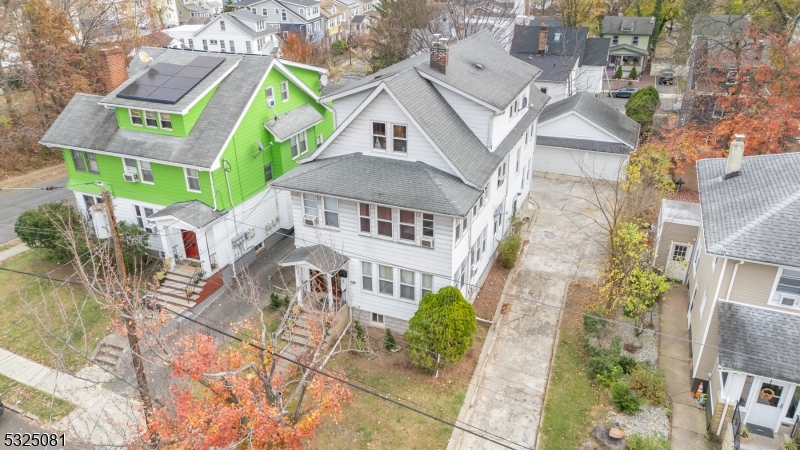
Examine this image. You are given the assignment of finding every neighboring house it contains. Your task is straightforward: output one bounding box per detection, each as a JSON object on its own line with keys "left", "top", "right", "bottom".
{"left": 271, "top": 31, "right": 549, "bottom": 332}
{"left": 334, "top": 0, "right": 362, "bottom": 37}
{"left": 176, "top": 0, "right": 221, "bottom": 24}
{"left": 510, "top": 23, "right": 610, "bottom": 102}
{"left": 655, "top": 139, "right": 800, "bottom": 437}
{"left": 165, "top": 11, "right": 281, "bottom": 54}
{"left": 153, "top": 0, "right": 180, "bottom": 27}
{"left": 320, "top": 1, "right": 344, "bottom": 41}
{"left": 600, "top": 16, "right": 655, "bottom": 76}
{"left": 534, "top": 92, "right": 639, "bottom": 180}
{"left": 40, "top": 48, "right": 334, "bottom": 311}
{"left": 232, "top": 0, "right": 325, "bottom": 42}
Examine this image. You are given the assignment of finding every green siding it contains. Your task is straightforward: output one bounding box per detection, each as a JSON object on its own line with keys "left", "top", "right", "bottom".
{"left": 285, "top": 65, "right": 322, "bottom": 94}
{"left": 63, "top": 149, "right": 214, "bottom": 207}
{"left": 114, "top": 86, "right": 218, "bottom": 137}
{"left": 603, "top": 34, "right": 651, "bottom": 51}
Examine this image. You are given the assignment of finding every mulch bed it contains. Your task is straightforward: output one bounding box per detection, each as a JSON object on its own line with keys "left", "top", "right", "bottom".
{"left": 471, "top": 259, "right": 511, "bottom": 321}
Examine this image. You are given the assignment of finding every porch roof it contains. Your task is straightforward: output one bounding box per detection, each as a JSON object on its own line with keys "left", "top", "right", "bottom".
{"left": 280, "top": 244, "right": 348, "bottom": 273}
{"left": 609, "top": 44, "right": 648, "bottom": 56}
{"left": 148, "top": 200, "right": 226, "bottom": 228}
{"left": 264, "top": 103, "right": 324, "bottom": 142}
{"left": 718, "top": 302, "right": 800, "bottom": 385}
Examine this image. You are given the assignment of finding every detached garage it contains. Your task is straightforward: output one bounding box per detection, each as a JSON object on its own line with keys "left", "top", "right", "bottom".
{"left": 534, "top": 92, "right": 640, "bottom": 180}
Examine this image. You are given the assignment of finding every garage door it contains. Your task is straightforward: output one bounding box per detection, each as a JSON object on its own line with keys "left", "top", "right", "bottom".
{"left": 534, "top": 146, "right": 628, "bottom": 180}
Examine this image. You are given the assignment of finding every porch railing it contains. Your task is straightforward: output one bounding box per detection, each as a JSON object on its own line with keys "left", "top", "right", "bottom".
{"left": 791, "top": 415, "right": 800, "bottom": 442}
{"left": 731, "top": 400, "right": 742, "bottom": 450}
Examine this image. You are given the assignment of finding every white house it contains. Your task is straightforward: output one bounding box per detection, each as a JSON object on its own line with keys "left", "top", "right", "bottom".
{"left": 232, "top": 0, "right": 325, "bottom": 41}
{"left": 166, "top": 11, "right": 281, "bottom": 54}
{"left": 534, "top": 92, "right": 640, "bottom": 180}
{"left": 272, "top": 31, "right": 550, "bottom": 331}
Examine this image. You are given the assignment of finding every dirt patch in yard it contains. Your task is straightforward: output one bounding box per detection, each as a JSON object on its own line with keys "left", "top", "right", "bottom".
{"left": 471, "top": 259, "right": 510, "bottom": 321}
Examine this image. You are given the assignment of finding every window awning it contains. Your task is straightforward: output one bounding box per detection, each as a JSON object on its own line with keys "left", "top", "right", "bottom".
{"left": 264, "top": 104, "right": 324, "bottom": 142}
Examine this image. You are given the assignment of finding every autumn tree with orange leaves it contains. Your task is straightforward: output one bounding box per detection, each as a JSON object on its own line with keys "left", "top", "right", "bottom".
{"left": 661, "top": 32, "right": 800, "bottom": 168}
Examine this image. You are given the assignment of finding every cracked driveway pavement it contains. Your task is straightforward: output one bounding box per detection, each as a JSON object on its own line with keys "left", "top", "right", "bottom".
{"left": 449, "top": 175, "right": 605, "bottom": 449}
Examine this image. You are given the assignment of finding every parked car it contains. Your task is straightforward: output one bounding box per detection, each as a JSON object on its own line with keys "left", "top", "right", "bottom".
{"left": 610, "top": 86, "right": 638, "bottom": 98}
{"left": 659, "top": 71, "right": 675, "bottom": 85}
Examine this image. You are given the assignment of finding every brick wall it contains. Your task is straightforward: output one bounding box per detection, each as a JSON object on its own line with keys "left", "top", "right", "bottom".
{"left": 99, "top": 48, "right": 129, "bottom": 94}
{"left": 709, "top": 400, "right": 736, "bottom": 437}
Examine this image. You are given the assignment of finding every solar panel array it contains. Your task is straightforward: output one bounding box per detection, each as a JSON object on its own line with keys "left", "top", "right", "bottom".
{"left": 116, "top": 56, "right": 225, "bottom": 104}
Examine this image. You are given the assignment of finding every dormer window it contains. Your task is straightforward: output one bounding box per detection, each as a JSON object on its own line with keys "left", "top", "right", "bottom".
{"left": 257, "top": 20, "right": 266, "bottom": 30}
{"left": 130, "top": 109, "right": 143, "bottom": 126}
{"left": 312, "top": 5, "right": 319, "bottom": 14}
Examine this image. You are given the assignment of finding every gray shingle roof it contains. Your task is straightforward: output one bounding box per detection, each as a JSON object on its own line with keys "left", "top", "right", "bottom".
{"left": 280, "top": 244, "right": 349, "bottom": 272}
{"left": 148, "top": 200, "right": 226, "bottom": 227}
{"left": 539, "top": 92, "right": 640, "bottom": 149}
{"left": 232, "top": 0, "right": 264, "bottom": 6}
{"left": 100, "top": 51, "right": 242, "bottom": 113}
{"left": 601, "top": 16, "right": 655, "bottom": 36}
{"left": 697, "top": 153, "right": 800, "bottom": 267}
{"left": 609, "top": 43, "right": 648, "bottom": 56}
{"left": 511, "top": 27, "right": 607, "bottom": 78}
{"left": 272, "top": 153, "right": 483, "bottom": 216}
{"left": 718, "top": 301, "right": 800, "bottom": 384}
{"left": 510, "top": 25, "right": 589, "bottom": 57}
{"left": 582, "top": 38, "right": 611, "bottom": 65}
{"left": 40, "top": 51, "right": 274, "bottom": 169}
{"left": 228, "top": 8, "right": 261, "bottom": 21}
{"left": 264, "top": 103, "right": 324, "bottom": 142}
{"left": 691, "top": 14, "right": 749, "bottom": 38}
{"left": 128, "top": 48, "right": 168, "bottom": 77}
{"left": 535, "top": 136, "right": 632, "bottom": 154}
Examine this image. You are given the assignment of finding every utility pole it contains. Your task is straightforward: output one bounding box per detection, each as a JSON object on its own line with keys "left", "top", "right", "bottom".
{"left": 102, "top": 190, "right": 156, "bottom": 444}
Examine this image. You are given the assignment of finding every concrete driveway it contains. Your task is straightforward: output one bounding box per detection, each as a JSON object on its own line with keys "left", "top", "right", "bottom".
{"left": 449, "top": 175, "right": 605, "bottom": 449}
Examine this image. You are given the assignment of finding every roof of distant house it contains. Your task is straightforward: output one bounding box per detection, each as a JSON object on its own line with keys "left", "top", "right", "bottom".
{"left": 601, "top": 16, "right": 655, "bottom": 36}
{"left": 691, "top": 14, "right": 749, "bottom": 38}
{"left": 538, "top": 92, "right": 640, "bottom": 149}
{"left": 510, "top": 25, "right": 609, "bottom": 81}
{"left": 697, "top": 152, "right": 800, "bottom": 267}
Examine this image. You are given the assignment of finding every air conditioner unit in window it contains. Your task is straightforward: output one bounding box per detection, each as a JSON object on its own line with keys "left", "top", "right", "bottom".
{"left": 421, "top": 237, "right": 434, "bottom": 248}
{"left": 123, "top": 171, "right": 139, "bottom": 182}
{"left": 304, "top": 215, "right": 318, "bottom": 227}
{"left": 144, "top": 225, "right": 157, "bottom": 234}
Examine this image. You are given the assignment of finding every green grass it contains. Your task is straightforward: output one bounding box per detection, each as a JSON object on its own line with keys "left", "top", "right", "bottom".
{"left": 0, "top": 373, "right": 76, "bottom": 421}
{"left": 540, "top": 321, "right": 601, "bottom": 449}
{"left": 0, "top": 249, "right": 113, "bottom": 372}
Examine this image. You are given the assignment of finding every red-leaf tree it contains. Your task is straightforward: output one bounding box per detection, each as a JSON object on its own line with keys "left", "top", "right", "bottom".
{"left": 144, "top": 332, "right": 351, "bottom": 449}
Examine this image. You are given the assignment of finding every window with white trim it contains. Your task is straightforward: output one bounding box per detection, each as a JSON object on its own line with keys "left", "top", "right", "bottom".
{"left": 281, "top": 9, "right": 287, "bottom": 21}
{"left": 316, "top": 134, "right": 323, "bottom": 146}
{"left": 323, "top": 197, "right": 339, "bottom": 227}
{"left": 158, "top": 112, "right": 172, "bottom": 130}
{"left": 246, "top": 41, "right": 252, "bottom": 53}
{"left": 185, "top": 168, "right": 201, "bottom": 192}
{"left": 312, "top": 5, "right": 319, "bottom": 14}
{"left": 264, "top": 163, "right": 273, "bottom": 183}
{"left": 265, "top": 86, "right": 275, "bottom": 107}
{"left": 454, "top": 256, "right": 468, "bottom": 289}
{"left": 693, "top": 239, "right": 702, "bottom": 274}
{"left": 377, "top": 206, "right": 392, "bottom": 238}
{"left": 399, "top": 210, "right": 415, "bottom": 241}
{"left": 202, "top": 39, "right": 208, "bottom": 50}
{"left": 473, "top": 189, "right": 486, "bottom": 216}
{"left": 229, "top": 40, "right": 235, "bottom": 52}
{"left": 454, "top": 218, "right": 462, "bottom": 241}
{"left": 494, "top": 202, "right": 504, "bottom": 233}
{"left": 771, "top": 269, "right": 800, "bottom": 308}
{"left": 124, "top": 158, "right": 138, "bottom": 178}
{"left": 400, "top": 269, "right": 415, "bottom": 301}
{"left": 372, "top": 122, "right": 387, "bottom": 150}
{"left": 130, "top": 109, "right": 143, "bottom": 126}
{"left": 359, "top": 203, "right": 372, "bottom": 234}
{"left": 712, "top": 256, "right": 718, "bottom": 273}
{"left": 393, "top": 125, "right": 407, "bottom": 153}
{"left": 422, "top": 274, "right": 433, "bottom": 297}
{"left": 378, "top": 265, "right": 393, "bottom": 295}
{"left": 422, "top": 214, "right": 434, "bottom": 238}
{"left": 275, "top": 8, "right": 279, "bottom": 13}
{"left": 362, "top": 261, "right": 373, "bottom": 291}
{"left": 299, "top": 7, "right": 304, "bottom": 13}
{"left": 303, "top": 193, "right": 318, "bottom": 217}
{"left": 188, "top": 38, "right": 193, "bottom": 49}
{"left": 280, "top": 81, "right": 289, "bottom": 101}
{"left": 516, "top": 147, "right": 521, "bottom": 173}
{"left": 262, "top": 7, "right": 267, "bottom": 15}
{"left": 140, "top": 161, "right": 154, "bottom": 183}
{"left": 134, "top": 205, "right": 155, "bottom": 229}
{"left": 291, "top": 132, "right": 307, "bottom": 158}
{"left": 144, "top": 111, "right": 157, "bottom": 128}
{"left": 497, "top": 160, "right": 507, "bottom": 187}
{"left": 71, "top": 150, "right": 87, "bottom": 172}
{"left": 220, "top": 20, "right": 226, "bottom": 31}
{"left": 371, "top": 312, "right": 384, "bottom": 324}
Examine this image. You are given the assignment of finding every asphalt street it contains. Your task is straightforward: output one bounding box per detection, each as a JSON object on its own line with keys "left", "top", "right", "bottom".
{"left": 0, "top": 174, "right": 69, "bottom": 245}
{"left": 0, "top": 410, "right": 69, "bottom": 449}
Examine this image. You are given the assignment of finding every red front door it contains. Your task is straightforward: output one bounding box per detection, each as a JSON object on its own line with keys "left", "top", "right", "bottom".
{"left": 181, "top": 230, "right": 199, "bottom": 259}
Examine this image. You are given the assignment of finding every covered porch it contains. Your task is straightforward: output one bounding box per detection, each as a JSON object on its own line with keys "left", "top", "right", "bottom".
{"left": 279, "top": 244, "right": 350, "bottom": 310}
{"left": 607, "top": 44, "right": 648, "bottom": 76}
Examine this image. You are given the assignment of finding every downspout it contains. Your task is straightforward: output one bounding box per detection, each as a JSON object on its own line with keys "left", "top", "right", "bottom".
{"left": 223, "top": 158, "right": 239, "bottom": 277}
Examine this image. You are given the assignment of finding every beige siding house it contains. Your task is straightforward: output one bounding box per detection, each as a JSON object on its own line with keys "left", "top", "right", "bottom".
{"left": 656, "top": 138, "right": 800, "bottom": 438}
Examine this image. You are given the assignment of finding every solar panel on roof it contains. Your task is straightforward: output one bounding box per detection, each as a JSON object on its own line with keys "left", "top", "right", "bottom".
{"left": 115, "top": 56, "right": 226, "bottom": 104}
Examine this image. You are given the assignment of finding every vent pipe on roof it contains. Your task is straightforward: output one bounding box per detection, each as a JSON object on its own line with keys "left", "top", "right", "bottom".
{"left": 724, "top": 134, "right": 745, "bottom": 180}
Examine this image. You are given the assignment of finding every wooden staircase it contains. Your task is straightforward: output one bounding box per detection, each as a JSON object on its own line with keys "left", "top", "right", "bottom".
{"left": 152, "top": 261, "right": 224, "bottom": 315}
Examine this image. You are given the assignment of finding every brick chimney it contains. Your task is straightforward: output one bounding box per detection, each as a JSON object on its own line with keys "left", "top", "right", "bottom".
{"left": 98, "top": 48, "right": 128, "bottom": 94}
{"left": 538, "top": 24, "right": 548, "bottom": 54}
{"left": 724, "top": 134, "right": 745, "bottom": 179}
{"left": 430, "top": 35, "right": 448, "bottom": 75}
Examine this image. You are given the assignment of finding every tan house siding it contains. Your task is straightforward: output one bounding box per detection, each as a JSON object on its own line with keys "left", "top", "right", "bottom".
{"left": 728, "top": 262, "right": 779, "bottom": 308}
{"left": 689, "top": 249, "right": 730, "bottom": 380}
{"left": 655, "top": 222, "right": 699, "bottom": 269}
{"left": 696, "top": 307, "right": 719, "bottom": 380}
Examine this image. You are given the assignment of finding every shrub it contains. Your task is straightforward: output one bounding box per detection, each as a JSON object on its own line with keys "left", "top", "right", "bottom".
{"left": 629, "top": 364, "right": 667, "bottom": 405}
{"left": 625, "top": 85, "right": 660, "bottom": 133}
{"left": 384, "top": 327, "right": 397, "bottom": 351}
{"left": 582, "top": 306, "right": 607, "bottom": 337}
{"left": 497, "top": 235, "right": 522, "bottom": 269}
{"left": 618, "top": 355, "right": 638, "bottom": 374}
{"left": 354, "top": 320, "right": 366, "bottom": 343}
{"left": 283, "top": 294, "right": 291, "bottom": 307}
{"left": 15, "top": 201, "right": 82, "bottom": 263}
{"left": 332, "top": 39, "right": 348, "bottom": 55}
{"left": 270, "top": 292, "right": 282, "bottom": 309}
{"left": 405, "top": 286, "right": 477, "bottom": 371}
{"left": 611, "top": 380, "right": 641, "bottom": 414}
{"left": 626, "top": 432, "right": 669, "bottom": 450}
{"left": 614, "top": 65, "right": 623, "bottom": 79}
{"left": 628, "top": 66, "right": 638, "bottom": 80}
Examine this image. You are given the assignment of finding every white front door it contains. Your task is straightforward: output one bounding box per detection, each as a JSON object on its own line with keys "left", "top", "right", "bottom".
{"left": 748, "top": 380, "right": 789, "bottom": 429}
{"left": 665, "top": 242, "right": 692, "bottom": 282}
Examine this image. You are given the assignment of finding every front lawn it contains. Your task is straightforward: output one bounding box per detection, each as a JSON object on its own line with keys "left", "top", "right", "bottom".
{"left": 311, "top": 325, "right": 488, "bottom": 449}
{"left": 0, "top": 373, "right": 76, "bottom": 422}
{"left": 0, "top": 249, "right": 113, "bottom": 372}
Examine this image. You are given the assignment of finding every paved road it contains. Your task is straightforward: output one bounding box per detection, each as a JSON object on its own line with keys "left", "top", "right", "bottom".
{"left": 0, "top": 410, "right": 69, "bottom": 449}
{"left": 0, "top": 175, "right": 70, "bottom": 245}
{"left": 449, "top": 175, "right": 605, "bottom": 450}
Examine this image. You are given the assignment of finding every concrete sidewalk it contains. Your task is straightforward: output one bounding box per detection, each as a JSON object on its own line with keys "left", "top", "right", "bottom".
{"left": 0, "top": 243, "right": 29, "bottom": 263}
{"left": 0, "top": 347, "right": 142, "bottom": 446}
{"left": 448, "top": 175, "right": 605, "bottom": 449}
{"left": 660, "top": 286, "right": 713, "bottom": 449}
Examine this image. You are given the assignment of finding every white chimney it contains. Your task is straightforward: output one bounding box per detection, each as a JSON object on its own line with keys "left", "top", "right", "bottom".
{"left": 724, "top": 134, "right": 745, "bottom": 179}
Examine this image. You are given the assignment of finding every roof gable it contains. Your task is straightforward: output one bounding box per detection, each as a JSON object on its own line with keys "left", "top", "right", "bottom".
{"left": 538, "top": 92, "right": 640, "bottom": 148}
{"left": 601, "top": 16, "right": 655, "bottom": 36}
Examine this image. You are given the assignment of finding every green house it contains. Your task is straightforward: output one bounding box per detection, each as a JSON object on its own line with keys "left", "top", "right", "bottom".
{"left": 41, "top": 48, "right": 333, "bottom": 303}
{"left": 601, "top": 16, "right": 655, "bottom": 76}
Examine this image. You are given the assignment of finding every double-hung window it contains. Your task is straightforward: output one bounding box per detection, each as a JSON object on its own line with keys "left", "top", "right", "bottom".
{"left": 377, "top": 206, "right": 392, "bottom": 237}
{"left": 202, "top": 39, "right": 208, "bottom": 50}
{"left": 220, "top": 20, "right": 226, "bottom": 31}
{"left": 393, "top": 125, "right": 407, "bottom": 153}
{"left": 264, "top": 163, "right": 273, "bottom": 183}
{"left": 497, "top": 160, "right": 507, "bottom": 187}
{"left": 134, "top": 205, "right": 154, "bottom": 228}
{"left": 399, "top": 210, "right": 415, "bottom": 241}
{"left": 71, "top": 150, "right": 87, "bottom": 172}
{"left": 262, "top": 7, "right": 267, "bottom": 15}
{"left": 185, "top": 168, "right": 201, "bottom": 192}
{"left": 632, "top": 36, "right": 639, "bottom": 46}
{"left": 229, "top": 40, "right": 235, "bottom": 52}
{"left": 693, "top": 239, "right": 702, "bottom": 274}
{"left": 772, "top": 269, "right": 800, "bottom": 307}
{"left": 124, "top": 158, "right": 139, "bottom": 178}
{"left": 422, "top": 214, "right": 434, "bottom": 238}
{"left": 454, "top": 218, "right": 462, "bottom": 241}
{"left": 612, "top": 35, "right": 619, "bottom": 45}
{"left": 158, "top": 112, "right": 172, "bottom": 130}
{"left": 140, "top": 161, "right": 154, "bottom": 183}
{"left": 303, "top": 194, "right": 318, "bottom": 218}
{"left": 290, "top": 132, "right": 306, "bottom": 158}
{"left": 281, "top": 9, "right": 287, "bottom": 21}
{"left": 323, "top": 197, "right": 339, "bottom": 227}
{"left": 130, "top": 109, "right": 143, "bottom": 126}
{"left": 455, "top": 257, "right": 468, "bottom": 288}
{"left": 188, "top": 38, "right": 194, "bottom": 49}
{"left": 73, "top": 151, "right": 100, "bottom": 174}
{"left": 372, "top": 122, "right": 387, "bottom": 150}
{"left": 421, "top": 274, "right": 433, "bottom": 297}
{"left": 246, "top": 41, "right": 252, "bottom": 53}
{"left": 220, "top": 40, "right": 226, "bottom": 52}
{"left": 378, "top": 265, "right": 393, "bottom": 295}
{"left": 400, "top": 270, "right": 415, "bottom": 301}
{"left": 473, "top": 190, "right": 486, "bottom": 216}
{"left": 362, "top": 261, "right": 373, "bottom": 291}
{"left": 359, "top": 203, "right": 372, "bottom": 233}
{"left": 516, "top": 148, "right": 521, "bottom": 173}
{"left": 144, "top": 111, "right": 157, "bottom": 128}
{"left": 280, "top": 81, "right": 289, "bottom": 101}
{"left": 265, "top": 86, "right": 275, "bottom": 107}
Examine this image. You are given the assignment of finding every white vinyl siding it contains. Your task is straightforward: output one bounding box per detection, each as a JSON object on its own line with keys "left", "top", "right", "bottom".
{"left": 431, "top": 84, "right": 493, "bottom": 146}
{"left": 538, "top": 113, "right": 622, "bottom": 142}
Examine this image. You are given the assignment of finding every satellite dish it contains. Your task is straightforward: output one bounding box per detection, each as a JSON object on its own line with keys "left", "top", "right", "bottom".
{"left": 320, "top": 74, "right": 328, "bottom": 87}
{"left": 138, "top": 50, "right": 151, "bottom": 64}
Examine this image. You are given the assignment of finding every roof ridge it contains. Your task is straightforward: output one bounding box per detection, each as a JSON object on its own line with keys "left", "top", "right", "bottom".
{"left": 708, "top": 187, "right": 800, "bottom": 254}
